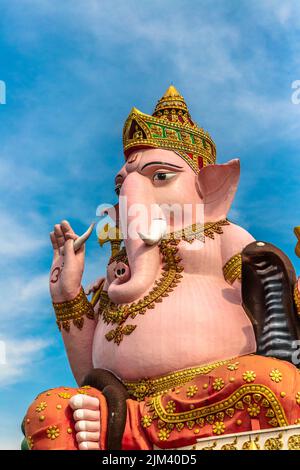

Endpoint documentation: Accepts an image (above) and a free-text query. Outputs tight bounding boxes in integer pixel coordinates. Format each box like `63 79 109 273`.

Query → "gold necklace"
100 219 229 345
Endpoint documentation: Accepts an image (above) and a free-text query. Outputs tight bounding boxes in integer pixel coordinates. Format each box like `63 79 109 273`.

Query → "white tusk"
138 219 167 246
73 222 95 252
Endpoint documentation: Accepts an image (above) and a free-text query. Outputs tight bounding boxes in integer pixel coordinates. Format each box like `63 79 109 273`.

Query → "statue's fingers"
63 232 78 258
76 431 100 443
73 409 100 421
69 394 100 411
75 420 100 432
78 441 100 450
50 232 59 260
61 219 76 236
54 223 66 249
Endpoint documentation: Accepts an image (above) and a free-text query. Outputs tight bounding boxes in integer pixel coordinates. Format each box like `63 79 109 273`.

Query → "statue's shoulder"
221 221 255 262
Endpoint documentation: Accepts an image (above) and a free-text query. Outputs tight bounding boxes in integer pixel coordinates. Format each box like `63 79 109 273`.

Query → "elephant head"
107 147 240 305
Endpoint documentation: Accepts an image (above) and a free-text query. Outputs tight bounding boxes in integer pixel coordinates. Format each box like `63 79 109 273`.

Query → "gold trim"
264 433 283 450
152 384 288 427
288 434 300 450
165 219 229 243
223 253 242 285
123 359 233 401
53 288 95 332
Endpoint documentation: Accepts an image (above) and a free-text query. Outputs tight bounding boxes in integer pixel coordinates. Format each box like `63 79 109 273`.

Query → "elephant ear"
196 159 240 221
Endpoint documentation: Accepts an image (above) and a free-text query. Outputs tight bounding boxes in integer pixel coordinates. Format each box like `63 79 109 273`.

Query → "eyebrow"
141 161 183 171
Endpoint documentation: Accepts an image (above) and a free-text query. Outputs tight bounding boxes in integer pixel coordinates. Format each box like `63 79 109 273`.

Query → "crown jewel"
123 85 216 173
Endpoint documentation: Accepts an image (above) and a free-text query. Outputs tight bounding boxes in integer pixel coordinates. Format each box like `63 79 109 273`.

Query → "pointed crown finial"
153 85 189 116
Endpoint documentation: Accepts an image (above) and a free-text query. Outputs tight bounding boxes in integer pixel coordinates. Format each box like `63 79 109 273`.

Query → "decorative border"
124 358 232 401
152 384 288 427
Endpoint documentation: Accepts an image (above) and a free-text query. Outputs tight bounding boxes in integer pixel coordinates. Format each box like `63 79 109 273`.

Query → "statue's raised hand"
49 220 85 303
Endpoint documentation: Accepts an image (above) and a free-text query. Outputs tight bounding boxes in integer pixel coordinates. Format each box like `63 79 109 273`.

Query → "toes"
75 420 100 432
69 394 100 411
78 441 100 450
76 431 100 443
73 409 100 422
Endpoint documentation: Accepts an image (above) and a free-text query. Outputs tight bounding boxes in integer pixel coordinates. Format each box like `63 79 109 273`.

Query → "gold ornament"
269 369 282 383
227 362 239 371
27 436 34 450
123 85 216 173
212 421 225 435
288 434 300 450
46 425 60 440
53 287 95 332
201 442 217 451
264 433 283 451
124 358 232 401
242 371 256 383
186 385 198 398
242 437 260 450
223 254 242 285
247 403 260 417
221 437 238 450
212 378 225 391
35 402 47 413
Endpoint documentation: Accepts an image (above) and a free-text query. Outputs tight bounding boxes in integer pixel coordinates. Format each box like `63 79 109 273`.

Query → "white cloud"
0 210 47 258
0 272 51 329
255 0 300 27
0 337 51 387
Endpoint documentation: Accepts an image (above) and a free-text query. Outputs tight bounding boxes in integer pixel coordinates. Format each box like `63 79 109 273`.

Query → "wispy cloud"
0 210 47 258
0 337 51 387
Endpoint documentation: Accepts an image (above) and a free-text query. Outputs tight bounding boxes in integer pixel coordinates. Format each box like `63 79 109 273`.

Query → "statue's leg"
23 385 108 450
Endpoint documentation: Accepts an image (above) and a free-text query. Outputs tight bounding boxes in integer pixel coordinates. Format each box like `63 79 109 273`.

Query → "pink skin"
93 149 256 380
49 148 258 448
114 262 131 283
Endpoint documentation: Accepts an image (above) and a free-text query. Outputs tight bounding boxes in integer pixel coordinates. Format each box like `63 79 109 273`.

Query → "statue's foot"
69 395 101 450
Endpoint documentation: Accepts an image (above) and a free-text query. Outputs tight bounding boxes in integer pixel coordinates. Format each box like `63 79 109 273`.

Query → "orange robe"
24 355 300 450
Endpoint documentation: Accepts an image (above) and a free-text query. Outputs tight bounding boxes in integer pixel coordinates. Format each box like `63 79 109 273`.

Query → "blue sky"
0 0 300 449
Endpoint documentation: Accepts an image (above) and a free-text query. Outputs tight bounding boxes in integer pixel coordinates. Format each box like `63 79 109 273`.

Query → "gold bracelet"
294 283 300 316
53 287 95 332
223 253 242 285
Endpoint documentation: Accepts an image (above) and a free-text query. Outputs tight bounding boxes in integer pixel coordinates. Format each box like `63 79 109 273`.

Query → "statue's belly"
92 275 256 381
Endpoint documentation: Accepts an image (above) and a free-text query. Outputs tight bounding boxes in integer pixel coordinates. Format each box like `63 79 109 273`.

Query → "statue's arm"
60 277 109 385
49 220 104 385
60 305 97 385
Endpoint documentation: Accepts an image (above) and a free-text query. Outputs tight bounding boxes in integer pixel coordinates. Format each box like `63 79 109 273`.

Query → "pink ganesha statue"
23 86 300 450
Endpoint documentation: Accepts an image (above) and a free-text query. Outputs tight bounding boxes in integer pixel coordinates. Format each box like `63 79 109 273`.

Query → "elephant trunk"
107 174 162 305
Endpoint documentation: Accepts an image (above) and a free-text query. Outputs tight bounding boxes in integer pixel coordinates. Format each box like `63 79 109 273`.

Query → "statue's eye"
115 184 122 196
153 172 177 182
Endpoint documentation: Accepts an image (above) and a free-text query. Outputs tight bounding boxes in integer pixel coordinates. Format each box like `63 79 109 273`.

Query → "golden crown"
123 85 216 173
